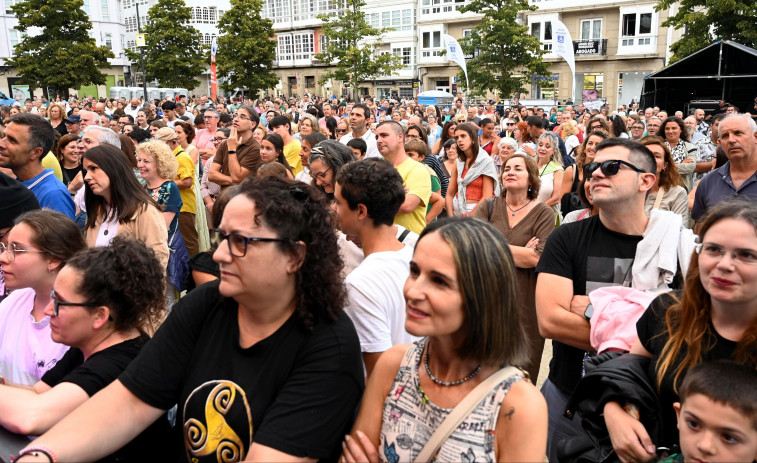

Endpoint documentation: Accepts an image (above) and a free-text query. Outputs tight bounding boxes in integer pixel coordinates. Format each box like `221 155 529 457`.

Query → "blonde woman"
561 120 581 157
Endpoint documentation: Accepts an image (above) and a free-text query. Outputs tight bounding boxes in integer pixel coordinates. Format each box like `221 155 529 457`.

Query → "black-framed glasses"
211 137 228 143
50 290 100 317
311 167 331 180
589 125 603 131
584 160 647 179
0 242 47 262
336 128 348 133
209 228 287 258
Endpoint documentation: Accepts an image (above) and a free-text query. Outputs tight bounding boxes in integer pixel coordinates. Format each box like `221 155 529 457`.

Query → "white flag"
551 20 575 101
444 34 469 89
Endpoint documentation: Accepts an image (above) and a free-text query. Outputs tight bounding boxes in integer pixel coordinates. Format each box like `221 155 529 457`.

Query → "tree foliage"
6 0 114 94
216 0 278 95
125 0 207 89
656 0 757 63
314 0 403 100
458 0 550 97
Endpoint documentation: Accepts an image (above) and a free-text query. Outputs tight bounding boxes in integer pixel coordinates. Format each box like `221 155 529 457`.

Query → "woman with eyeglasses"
3 236 172 461
15 176 364 463
0 210 86 386
600 199 757 463
308 140 356 197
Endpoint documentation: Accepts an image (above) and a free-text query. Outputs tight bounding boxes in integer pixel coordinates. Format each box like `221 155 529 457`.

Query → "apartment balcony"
573 39 607 57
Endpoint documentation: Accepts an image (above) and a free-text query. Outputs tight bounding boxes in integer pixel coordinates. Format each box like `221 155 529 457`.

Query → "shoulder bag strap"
653 186 665 209
414 366 521 463
398 228 411 243
486 197 495 221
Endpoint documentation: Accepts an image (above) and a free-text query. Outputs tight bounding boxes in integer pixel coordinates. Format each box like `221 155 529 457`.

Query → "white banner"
443 34 469 89
551 20 575 101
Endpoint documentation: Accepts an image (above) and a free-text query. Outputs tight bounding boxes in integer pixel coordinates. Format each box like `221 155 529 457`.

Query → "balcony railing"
573 39 607 56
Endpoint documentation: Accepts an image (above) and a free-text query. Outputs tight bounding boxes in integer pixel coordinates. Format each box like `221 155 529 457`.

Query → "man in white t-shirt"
339 103 380 158
334 157 418 377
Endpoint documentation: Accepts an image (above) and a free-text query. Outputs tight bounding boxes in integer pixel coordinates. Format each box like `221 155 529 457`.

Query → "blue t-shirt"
146 180 182 236
22 169 75 220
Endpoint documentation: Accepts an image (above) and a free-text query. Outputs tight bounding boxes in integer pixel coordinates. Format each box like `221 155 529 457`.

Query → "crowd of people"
0 90 757 463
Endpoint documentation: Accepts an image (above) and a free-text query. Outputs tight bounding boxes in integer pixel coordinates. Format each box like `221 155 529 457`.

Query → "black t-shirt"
119 281 365 463
536 215 642 394
41 335 172 462
637 292 737 446
61 165 82 188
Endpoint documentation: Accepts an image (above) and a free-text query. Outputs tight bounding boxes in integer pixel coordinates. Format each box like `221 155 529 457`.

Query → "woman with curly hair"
603 200 757 463
5 237 172 462
18 176 365 463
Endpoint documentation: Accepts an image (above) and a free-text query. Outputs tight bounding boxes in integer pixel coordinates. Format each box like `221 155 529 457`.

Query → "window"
126 39 137 53
392 47 412 66
399 87 413 99
278 35 293 61
104 33 112 50
9 30 26 55
294 33 314 60
400 9 412 31
368 13 379 28
305 76 315 89
421 31 442 57
531 21 552 51
101 0 109 20
382 11 390 27
266 0 288 24
125 16 138 32
621 12 653 46
116 0 121 20
5 0 18 12
580 19 602 40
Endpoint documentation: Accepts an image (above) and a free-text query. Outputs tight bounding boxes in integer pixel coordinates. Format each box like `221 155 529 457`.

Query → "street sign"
136 34 146 47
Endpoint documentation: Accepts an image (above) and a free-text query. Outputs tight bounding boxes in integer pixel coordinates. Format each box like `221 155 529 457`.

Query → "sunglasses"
584 160 647 179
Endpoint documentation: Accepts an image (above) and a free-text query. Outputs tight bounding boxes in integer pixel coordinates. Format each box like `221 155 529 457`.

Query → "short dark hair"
119 114 134 123
161 101 176 111
351 103 370 118
9 113 56 157
237 105 260 127
480 118 495 128
525 115 544 129
127 128 151 144
269 115 292 133
680 360 757 431
345 137 366 154
336 157 405 226
595 138 656 174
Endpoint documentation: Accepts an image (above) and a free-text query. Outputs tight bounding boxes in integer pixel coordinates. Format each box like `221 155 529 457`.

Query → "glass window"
422 32 430 48
544 21 552 41
622 14 636 36
382 11 390 27
593 19 601 38
639 13 652 34
104 33 112 50
531 22 540 38
580 19 602 40
101 0 109 20
432 31 441 47
392 10 400 27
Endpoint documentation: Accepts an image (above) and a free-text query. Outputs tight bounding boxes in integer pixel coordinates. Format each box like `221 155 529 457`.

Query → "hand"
681 158 694 164
341 431 379 463
227 127 241 152
524 237 539 249
68 171 84 193
569 295 591 317
204 197 215 211
604 402 657 463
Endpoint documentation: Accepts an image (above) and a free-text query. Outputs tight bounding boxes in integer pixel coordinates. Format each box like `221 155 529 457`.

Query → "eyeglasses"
0 242 47 262
336 128 348 134
234 114 251 121
311 167 332 180
583 160 647 179
406 134 419 140
632 126 645 130
212 137 228 143
50 290 100 317
696 243 757 265
209 228 287 258
589 125 603 131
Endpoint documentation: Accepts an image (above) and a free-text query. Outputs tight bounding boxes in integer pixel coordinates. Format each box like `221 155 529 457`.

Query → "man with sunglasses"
535 138 693 462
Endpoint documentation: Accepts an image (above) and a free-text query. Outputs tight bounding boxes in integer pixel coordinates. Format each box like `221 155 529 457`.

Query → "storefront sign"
370 80 418 86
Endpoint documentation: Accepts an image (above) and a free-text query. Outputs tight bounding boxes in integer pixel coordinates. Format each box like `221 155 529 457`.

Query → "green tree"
656 0 757 63
458 0 550 97
216 0 277 95
126 0 206 89
6 0 114 95
314 0 403 100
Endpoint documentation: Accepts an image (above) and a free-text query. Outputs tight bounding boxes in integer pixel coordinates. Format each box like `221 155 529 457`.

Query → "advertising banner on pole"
443 34 469 90
551 20 575 102
210 37 218 101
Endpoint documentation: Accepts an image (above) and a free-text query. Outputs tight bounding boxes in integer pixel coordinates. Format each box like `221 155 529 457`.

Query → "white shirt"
344 245 419 354
340 129 381 159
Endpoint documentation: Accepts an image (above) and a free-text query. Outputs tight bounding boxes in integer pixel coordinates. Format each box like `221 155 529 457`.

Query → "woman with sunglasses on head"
559 131 608 218
308 140 356 197
600 200 757 463
15 176 364 463
0 210 86 386
4 236 171 461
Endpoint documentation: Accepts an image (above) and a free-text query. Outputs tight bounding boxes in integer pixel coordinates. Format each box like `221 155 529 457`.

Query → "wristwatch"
227 150 237 154
584 303 594 322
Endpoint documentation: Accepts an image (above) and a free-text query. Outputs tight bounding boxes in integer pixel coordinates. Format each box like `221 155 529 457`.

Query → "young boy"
666 361 757 463
404 139 444 223
346 138 366 160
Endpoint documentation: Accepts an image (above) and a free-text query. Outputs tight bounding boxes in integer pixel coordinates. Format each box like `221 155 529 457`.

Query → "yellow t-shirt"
42 151 63 181
395 158 431 234
173 147 196 214
283 140 303 175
